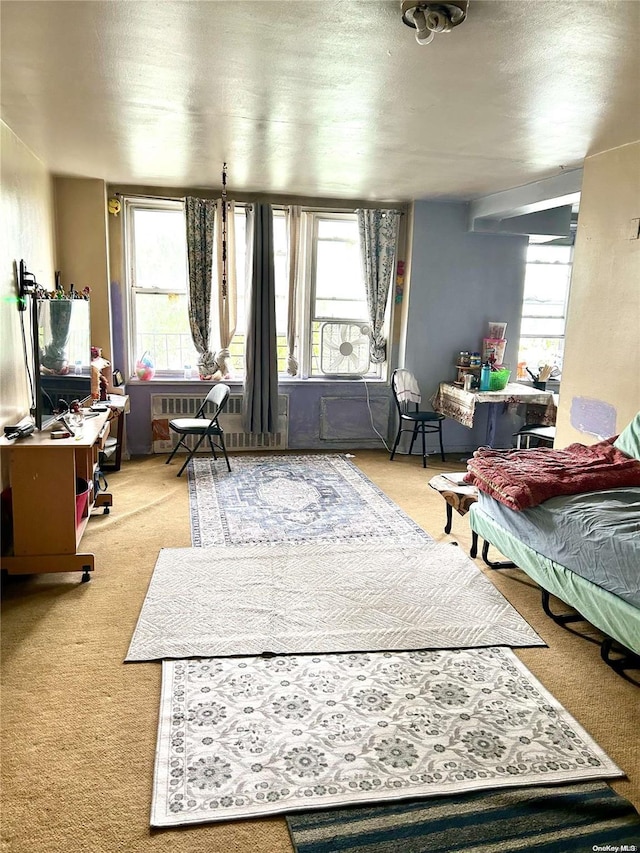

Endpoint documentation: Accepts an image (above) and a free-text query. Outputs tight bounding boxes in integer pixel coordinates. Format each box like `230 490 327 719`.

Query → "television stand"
1 409 113 581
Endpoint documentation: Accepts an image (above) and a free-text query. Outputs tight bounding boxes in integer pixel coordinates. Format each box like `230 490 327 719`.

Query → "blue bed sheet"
477 487 640 608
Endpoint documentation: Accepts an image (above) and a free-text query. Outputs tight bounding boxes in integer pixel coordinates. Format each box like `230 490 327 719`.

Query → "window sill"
126 375 387 384
516 378 561 390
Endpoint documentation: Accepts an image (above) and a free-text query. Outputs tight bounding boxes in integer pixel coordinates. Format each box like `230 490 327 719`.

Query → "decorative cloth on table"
431 382 555 429
524 398 558 426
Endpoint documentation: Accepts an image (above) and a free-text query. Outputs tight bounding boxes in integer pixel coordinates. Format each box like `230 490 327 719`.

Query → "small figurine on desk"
91 346 111 401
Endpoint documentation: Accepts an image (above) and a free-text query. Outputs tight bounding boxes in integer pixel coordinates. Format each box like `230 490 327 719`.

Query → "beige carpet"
1 451 639 853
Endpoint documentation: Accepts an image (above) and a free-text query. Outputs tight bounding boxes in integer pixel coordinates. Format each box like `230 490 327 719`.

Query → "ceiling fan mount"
401 1 468 45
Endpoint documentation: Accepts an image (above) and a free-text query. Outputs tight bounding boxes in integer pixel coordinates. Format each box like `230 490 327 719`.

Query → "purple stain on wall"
570 397 617 439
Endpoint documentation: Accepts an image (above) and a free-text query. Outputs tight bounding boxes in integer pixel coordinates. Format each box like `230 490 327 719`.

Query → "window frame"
124 196 192 377
123 198 393 382
300 210 385 380
518 242 573 376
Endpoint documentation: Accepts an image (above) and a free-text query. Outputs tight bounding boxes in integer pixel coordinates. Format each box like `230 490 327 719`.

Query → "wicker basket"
489 368 511 391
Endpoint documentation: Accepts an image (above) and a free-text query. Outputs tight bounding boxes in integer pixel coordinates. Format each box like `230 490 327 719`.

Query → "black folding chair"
165 383 231 477
390 368 445 468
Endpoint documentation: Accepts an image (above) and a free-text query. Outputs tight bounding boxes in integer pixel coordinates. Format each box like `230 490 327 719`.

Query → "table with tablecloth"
431 382 557 446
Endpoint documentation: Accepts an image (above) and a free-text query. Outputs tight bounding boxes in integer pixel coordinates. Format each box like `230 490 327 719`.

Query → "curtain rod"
113 192 405 213
114 192 186 202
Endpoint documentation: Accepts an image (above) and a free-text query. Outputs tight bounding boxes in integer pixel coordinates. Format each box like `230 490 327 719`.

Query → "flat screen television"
34 297 92 430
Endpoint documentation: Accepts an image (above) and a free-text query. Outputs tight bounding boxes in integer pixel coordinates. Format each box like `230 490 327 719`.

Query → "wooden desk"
431 382 556 447
0 410 113 581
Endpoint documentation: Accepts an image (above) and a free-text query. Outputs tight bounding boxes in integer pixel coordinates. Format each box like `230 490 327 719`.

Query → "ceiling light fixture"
401 1 468 45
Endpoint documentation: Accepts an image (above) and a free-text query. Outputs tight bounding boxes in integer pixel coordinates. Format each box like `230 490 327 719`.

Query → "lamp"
401 1 468 45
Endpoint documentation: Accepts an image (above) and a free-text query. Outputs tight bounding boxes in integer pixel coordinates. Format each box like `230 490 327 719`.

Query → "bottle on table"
480 362 492 391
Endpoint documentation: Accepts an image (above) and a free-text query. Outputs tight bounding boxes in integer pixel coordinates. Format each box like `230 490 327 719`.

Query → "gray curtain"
185 197 217 377
243 203 278 433
357 209 401 364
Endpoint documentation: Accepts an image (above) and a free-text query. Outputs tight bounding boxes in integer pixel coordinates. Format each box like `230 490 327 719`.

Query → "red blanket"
464 439 640 511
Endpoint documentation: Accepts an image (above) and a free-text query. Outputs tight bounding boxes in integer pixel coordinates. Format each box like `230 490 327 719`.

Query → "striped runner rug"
286 782 640 853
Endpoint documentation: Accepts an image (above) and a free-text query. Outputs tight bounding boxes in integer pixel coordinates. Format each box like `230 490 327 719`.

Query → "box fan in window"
319 322 371 378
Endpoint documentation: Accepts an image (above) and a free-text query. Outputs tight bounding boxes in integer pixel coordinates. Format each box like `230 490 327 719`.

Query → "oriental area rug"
286 781 640 853
126 542 543 661
188 454 431 547
150 647 622 827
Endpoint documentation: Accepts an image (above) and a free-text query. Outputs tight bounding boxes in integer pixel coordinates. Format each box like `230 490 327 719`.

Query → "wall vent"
151 393 288 454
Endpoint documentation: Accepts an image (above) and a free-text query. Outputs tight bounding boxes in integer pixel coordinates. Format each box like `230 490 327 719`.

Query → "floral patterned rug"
188 454 431 547
126 542 543 661
150 647 621 827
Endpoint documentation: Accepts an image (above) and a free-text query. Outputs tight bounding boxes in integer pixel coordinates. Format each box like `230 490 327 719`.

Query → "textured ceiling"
1 0 638 202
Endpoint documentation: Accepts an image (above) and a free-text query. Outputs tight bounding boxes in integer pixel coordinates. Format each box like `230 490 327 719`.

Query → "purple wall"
405 201 529 452
124 378 393 456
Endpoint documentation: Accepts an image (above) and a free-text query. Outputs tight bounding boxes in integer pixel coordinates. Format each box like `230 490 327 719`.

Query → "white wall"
54 177 112 361
556 142 640 445
0 122 55 486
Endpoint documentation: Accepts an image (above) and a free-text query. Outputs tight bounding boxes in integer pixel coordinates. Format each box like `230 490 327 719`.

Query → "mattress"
477 488 640 609
469 504 640 655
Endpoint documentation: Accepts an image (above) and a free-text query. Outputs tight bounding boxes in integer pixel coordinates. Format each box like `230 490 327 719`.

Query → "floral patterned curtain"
185 197 217 378
357 209 401 364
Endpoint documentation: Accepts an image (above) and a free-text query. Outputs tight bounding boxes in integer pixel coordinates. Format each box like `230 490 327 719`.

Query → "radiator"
151 393 289 453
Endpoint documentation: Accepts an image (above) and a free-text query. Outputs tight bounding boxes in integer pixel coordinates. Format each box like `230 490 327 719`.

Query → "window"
307 214 370 377
517 243 573 378
124 199 386 379
126 199 198 374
